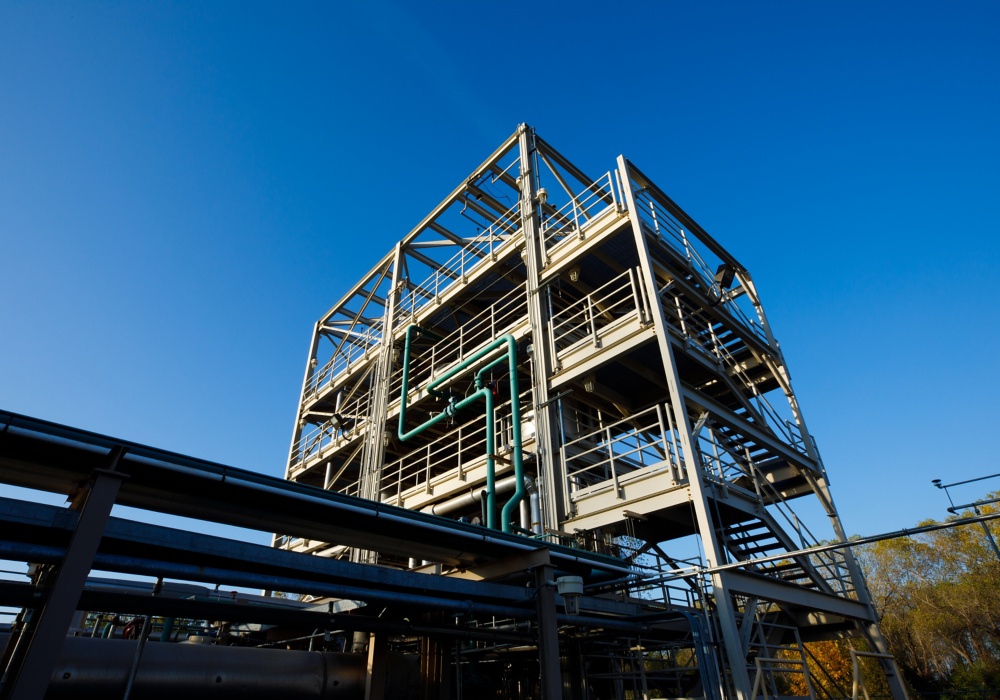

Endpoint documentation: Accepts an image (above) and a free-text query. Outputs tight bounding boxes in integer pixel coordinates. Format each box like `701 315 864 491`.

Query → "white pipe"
420 476 519 518
529 485 543 536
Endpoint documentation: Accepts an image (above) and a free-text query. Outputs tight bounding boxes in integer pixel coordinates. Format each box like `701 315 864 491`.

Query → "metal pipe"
123 577 162 700
0 632 391 700
527 478 543 536
0 543 647 637
0 541 533 621
421 476 517 517
141 462 629 572
398 330 526 532
0 411 635 576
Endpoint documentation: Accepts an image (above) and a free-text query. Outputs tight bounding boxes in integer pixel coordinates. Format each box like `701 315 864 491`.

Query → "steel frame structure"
282 124 908 700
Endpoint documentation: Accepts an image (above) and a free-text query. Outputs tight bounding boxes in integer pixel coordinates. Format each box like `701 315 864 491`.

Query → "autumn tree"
854 492 1000 696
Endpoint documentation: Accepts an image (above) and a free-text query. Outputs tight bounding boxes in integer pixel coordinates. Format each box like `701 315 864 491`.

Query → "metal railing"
744 458 854 596
302 321 383 409
563 403 686 503
662 287 809 456
615 543 708 610
398 201 521 320
540 171 619 254
378 397 524 506
633 188 767 343
382 417 485 504
289 386 374 473
550 268 646 362
690 424 853 596
387 284 528 406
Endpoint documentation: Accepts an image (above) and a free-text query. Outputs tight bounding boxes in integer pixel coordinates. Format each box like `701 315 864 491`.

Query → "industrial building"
0 124 906 699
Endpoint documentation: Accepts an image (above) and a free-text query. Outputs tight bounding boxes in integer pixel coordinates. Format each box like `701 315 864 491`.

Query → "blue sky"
1 1 998 543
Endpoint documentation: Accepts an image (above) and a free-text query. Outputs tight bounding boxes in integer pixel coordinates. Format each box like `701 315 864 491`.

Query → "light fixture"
556 576 584 616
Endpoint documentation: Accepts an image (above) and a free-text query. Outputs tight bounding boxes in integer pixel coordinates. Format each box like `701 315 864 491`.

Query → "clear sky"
1 1 998 543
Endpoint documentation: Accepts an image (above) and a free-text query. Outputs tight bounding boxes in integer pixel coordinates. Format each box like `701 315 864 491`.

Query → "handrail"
633 188 767 344
741 456 853 595
563 404 684 501
398 201 521 321
303 321 383 406
551 268 644 358
540 171 618 254
662 287 809 456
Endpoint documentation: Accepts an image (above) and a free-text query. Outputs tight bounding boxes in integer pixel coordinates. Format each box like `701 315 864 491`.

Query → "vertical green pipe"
160 617 174 642
496 335 526 534
397 328 525 532
482 387 496 527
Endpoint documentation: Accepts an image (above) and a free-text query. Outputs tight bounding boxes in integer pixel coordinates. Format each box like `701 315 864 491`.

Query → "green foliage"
854 492 1000 696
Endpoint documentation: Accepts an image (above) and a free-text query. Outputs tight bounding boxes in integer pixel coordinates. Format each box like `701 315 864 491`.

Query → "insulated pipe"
421 476 518 518
0 543 647 633
519 476 536 533
147 467 635 576
0 411 636 576
527 478 543 536
0 633 418 700
0 541 533 621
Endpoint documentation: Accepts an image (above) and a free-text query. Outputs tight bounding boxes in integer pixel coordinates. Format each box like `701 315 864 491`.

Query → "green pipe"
160 617 174 642
492 336 527 534
397 329 526 532
397 325 442 441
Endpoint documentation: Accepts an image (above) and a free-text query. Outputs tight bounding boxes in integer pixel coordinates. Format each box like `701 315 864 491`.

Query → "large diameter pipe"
421 476 518 517
0 634 422 700
0 541 532 621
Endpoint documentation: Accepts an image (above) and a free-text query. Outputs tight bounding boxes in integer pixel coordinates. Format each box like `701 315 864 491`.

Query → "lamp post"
932 475 1000 563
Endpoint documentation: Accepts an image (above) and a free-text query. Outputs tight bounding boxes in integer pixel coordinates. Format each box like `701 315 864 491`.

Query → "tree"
854 492 1000 696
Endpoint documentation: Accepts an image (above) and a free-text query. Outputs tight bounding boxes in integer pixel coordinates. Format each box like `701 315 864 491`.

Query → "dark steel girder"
0 496 532 607
0 410 630 577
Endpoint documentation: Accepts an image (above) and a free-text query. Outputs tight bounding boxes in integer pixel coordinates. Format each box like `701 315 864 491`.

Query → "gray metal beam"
618 155 753 700
721 570 873 622
534 563 561 700
6 447 125 700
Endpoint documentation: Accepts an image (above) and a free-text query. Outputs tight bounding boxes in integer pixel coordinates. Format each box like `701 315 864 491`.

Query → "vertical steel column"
285 320 322 481
533 563 562 700
617 156 752 700
517 124 564 532
270 320 322 556
5 446 126 700
358 246 403 504
364 632 389 700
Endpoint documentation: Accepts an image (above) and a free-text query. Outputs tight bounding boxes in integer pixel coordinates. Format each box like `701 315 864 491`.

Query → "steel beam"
618 155 753 700
0 410 630 576
6 447 125 700
534 563 561 700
